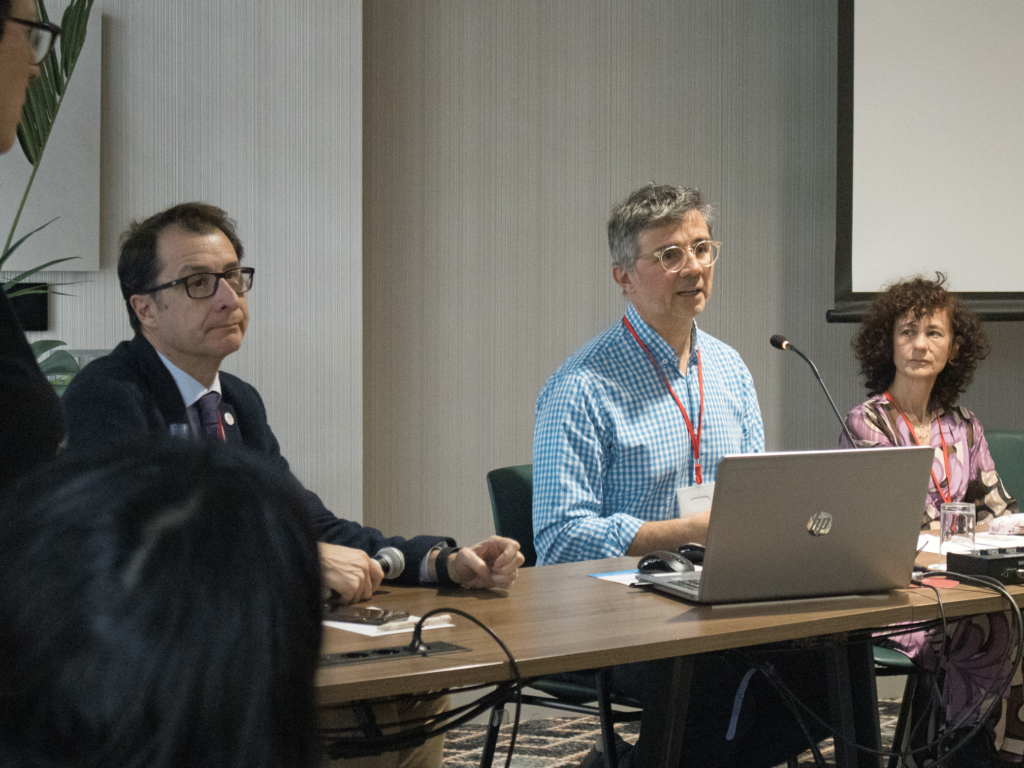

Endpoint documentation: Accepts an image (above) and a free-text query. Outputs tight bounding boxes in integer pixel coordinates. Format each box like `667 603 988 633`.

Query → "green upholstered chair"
873 646 919 768
482 464 640 768
986 430 1024 505
486 465 538 567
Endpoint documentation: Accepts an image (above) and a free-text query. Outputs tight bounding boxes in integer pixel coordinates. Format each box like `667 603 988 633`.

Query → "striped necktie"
196 391 224 442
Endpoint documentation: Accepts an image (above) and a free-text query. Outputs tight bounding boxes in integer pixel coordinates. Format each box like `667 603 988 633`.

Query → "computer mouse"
637 550 696 574
677 543 706 565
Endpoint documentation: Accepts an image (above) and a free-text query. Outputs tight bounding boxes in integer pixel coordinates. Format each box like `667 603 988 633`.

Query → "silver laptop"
637 446 933 604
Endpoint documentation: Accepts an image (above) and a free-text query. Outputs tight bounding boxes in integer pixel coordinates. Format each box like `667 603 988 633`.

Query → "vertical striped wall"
364 0 1024 546
16 0 364 520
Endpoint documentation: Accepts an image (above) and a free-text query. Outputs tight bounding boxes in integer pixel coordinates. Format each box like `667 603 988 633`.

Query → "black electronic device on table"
638 551 695 574
677 543 705 565
324 606 410 625
946 548 1024 585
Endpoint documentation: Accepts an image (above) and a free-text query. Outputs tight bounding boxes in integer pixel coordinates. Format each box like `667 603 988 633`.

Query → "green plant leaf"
3 257 79 292
36 285 76 296
30 339 66 357
60 0 94 78
6 283 51 294
37 349 80 376
0 216 59 268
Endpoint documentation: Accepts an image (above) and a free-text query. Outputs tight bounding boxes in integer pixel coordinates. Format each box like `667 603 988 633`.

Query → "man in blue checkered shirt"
533 184 764 566
532 185 828 768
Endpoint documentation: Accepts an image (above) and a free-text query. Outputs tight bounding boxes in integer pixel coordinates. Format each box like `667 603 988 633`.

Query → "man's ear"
129 294 159 329
612 265 634 296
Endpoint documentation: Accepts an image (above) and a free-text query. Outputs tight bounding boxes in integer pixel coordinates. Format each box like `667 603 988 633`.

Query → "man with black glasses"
63 202 522 607
63 201 522 767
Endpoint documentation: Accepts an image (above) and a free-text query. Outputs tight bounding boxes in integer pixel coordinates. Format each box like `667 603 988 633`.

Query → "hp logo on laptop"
807 511 833 537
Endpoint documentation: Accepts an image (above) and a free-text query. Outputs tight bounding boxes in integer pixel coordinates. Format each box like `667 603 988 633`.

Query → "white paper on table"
917 531 1022 556
589 570 640 585
323 613 454 637
589 567 703 586
975 532 1024 549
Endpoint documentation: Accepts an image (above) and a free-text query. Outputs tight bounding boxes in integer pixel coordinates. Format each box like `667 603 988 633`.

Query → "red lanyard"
623 316 705 484
884 391 952 504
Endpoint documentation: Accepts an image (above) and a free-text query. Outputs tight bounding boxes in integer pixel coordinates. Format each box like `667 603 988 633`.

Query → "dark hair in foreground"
118 202 245 333
0 0 10 38
852 272 989 411
0 442 323 768
607 184 714 271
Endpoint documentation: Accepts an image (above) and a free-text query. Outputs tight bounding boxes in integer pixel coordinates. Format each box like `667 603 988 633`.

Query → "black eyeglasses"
142 267 256 300
7 17 62 66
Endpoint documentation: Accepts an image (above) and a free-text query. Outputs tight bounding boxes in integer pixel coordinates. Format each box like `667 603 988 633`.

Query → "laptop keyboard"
663 573 700 584
659 573 701 598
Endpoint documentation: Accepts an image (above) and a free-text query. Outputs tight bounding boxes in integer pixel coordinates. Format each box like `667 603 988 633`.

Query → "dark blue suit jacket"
62 333 450 584
0 291 63 495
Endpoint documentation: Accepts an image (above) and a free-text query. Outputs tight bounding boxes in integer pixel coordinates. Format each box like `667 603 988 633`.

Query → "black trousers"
566 645 832 768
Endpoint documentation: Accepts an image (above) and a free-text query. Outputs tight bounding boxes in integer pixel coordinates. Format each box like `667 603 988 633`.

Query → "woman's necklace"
913 421 931 443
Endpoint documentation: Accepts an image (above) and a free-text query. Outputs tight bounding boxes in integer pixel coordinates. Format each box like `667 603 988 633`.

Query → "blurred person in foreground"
843 273 1021 764
0 0 64 494
0 442 324 768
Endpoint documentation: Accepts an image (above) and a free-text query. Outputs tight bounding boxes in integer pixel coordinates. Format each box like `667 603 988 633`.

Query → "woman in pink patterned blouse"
844 273 1021 764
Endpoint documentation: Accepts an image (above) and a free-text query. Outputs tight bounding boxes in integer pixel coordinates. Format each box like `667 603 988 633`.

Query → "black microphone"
373 547 405 579
770 334 858 447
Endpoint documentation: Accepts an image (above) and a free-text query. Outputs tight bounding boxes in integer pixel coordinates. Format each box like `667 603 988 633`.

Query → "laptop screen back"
643 446 933 604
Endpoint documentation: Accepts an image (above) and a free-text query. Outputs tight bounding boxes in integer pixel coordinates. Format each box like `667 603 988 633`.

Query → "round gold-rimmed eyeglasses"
639 240 721 273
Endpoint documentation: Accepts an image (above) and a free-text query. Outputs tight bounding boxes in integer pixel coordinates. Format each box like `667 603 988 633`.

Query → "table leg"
847 641 883 768
635 655 695 768
825 641 882 768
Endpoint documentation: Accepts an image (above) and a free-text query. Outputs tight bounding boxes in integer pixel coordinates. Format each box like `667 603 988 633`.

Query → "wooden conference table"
316 556 1023 768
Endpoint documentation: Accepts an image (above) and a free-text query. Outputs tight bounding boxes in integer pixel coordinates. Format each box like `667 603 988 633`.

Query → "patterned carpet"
441 699 903 767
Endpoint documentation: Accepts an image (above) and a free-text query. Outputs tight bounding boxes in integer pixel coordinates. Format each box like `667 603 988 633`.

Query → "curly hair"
852 273 989 411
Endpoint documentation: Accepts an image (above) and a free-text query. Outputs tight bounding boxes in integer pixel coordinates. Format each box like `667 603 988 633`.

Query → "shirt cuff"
421 544 444 582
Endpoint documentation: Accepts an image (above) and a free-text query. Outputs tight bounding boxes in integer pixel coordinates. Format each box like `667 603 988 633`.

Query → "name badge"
676 482 715 518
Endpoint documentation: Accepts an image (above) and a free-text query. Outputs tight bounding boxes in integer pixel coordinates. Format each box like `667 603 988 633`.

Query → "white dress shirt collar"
156 351 222 407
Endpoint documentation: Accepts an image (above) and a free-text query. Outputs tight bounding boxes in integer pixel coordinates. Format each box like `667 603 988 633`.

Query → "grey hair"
607 184 714 271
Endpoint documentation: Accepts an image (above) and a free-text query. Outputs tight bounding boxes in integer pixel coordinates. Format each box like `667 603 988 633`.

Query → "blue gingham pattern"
532 303 764 564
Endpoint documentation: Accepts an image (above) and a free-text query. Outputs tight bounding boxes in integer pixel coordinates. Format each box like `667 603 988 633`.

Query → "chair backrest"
986 430 1024 506
486 464 537 567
